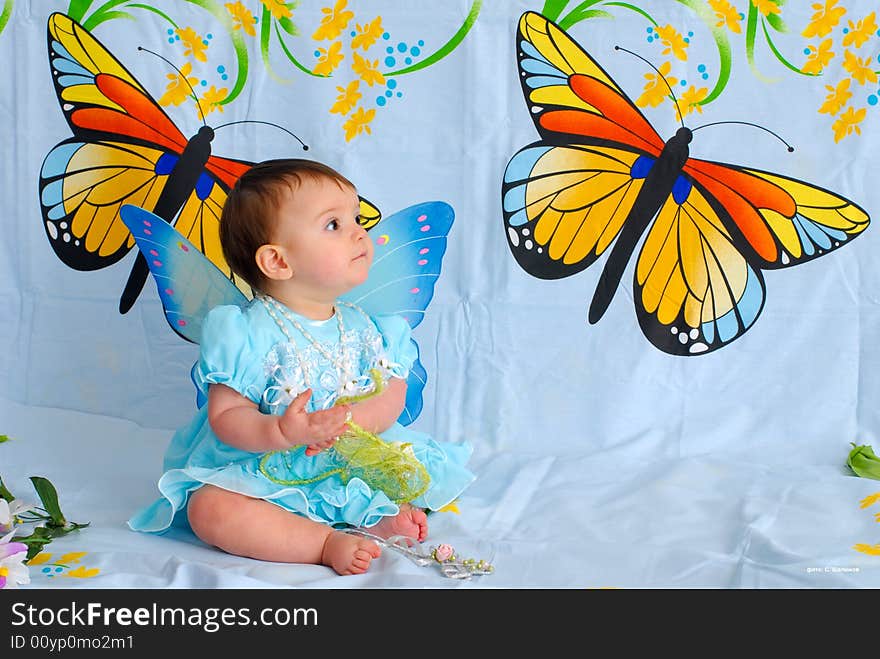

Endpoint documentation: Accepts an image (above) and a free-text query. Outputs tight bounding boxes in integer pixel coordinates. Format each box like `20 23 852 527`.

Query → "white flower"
0 498 35 534
0 530 30 589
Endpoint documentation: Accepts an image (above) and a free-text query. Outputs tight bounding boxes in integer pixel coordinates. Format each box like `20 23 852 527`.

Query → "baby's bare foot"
370 504 428 543
321 531 381 575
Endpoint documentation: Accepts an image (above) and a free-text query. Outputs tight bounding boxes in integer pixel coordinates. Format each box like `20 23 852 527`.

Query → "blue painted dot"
217 65 225 73
168 38 174 44
418 40 424 46
684 38 690 44
55 567 63 573
387 79 397 89
167 28 174 35
202 40 209 46
697 64 706 72
385 56 396 67
385 90 392 97
410 46 420 56
377 96 386 106
201 80 207 86
647 36 654 42
396 92 402 98
314 50 321 58
688 31 694 37
701 73 708 80
397 42 408 53
42 567 51 573
221 74 228 81
804 48 811 55
174 35 180 41
843 27 849 34
383 32 390 40
647 27 653 33
869 94 878 106
680 79 687 86
387 46 393 53
405 57 412 65
350 31 356 37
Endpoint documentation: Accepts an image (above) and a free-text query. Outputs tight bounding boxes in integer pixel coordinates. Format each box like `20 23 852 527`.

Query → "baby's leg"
188 485 381 575
369 503 428 543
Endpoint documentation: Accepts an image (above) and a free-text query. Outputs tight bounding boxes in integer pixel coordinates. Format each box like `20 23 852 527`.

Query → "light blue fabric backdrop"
2 0 880 587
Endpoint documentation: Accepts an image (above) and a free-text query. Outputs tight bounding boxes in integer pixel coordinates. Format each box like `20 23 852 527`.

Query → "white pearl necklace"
257 293 368 397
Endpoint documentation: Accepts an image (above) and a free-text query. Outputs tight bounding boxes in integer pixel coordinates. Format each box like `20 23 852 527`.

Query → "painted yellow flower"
342 106 375 141
802 0 846 39
842 49 879 85
853 543 880 556
330 79 361 115
843 12 878 49
59 552 87 564
227 1 257 37
437 500 460 514
176 27 208 63
159 61 198 107
352 17 384 51
801 38 834 74
261 0 292 21
64 565 100 578
818 78 852 115
831 105 866 142
313 0 354 41
636 61 678 108
27 553 52 566
752 0 780 17
675 85 708 122
352 52 386 87
709 0 742 34
313 41 344 76
859 492 880 509
655 25 688 61
198 85 228 120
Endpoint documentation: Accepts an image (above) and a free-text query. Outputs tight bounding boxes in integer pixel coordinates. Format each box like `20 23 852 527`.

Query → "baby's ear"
255 244 293 281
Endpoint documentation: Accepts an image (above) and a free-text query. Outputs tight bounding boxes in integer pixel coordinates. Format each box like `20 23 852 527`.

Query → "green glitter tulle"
258 370 431 504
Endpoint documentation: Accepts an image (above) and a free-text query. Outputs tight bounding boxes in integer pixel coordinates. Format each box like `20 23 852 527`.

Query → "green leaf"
0 434 10 443
279 16 299 37
0 476 15 502
766 12 787 33
29 477 66 527
847 443 880 480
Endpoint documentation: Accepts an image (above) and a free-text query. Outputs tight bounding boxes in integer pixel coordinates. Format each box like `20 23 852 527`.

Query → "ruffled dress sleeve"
193 305 267 404
372 313 418 378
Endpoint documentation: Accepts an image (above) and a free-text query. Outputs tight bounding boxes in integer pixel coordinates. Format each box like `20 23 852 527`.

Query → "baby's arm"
207 384 350 453
346 377 408 436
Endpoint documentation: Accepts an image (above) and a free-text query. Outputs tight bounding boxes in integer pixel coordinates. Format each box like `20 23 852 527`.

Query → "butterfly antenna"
691 121 795 152
137 46 207 127
614 45 684 128
213 120 309 151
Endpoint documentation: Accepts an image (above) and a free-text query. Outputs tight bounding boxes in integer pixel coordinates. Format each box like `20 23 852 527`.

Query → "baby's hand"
278 389 350 455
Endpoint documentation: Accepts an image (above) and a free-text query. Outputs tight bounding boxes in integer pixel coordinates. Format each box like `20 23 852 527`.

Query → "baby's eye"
325 219 340 231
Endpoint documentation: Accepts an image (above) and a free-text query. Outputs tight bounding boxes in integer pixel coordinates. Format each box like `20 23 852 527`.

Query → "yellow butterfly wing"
503 142 649 278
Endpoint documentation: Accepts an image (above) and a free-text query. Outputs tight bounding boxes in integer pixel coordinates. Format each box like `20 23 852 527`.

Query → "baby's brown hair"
219 158 355 290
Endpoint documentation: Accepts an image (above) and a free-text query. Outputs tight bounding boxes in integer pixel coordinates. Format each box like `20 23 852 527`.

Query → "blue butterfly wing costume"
122 203 474 533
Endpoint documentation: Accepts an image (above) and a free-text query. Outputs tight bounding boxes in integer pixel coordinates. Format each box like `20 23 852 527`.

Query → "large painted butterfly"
119 200 455 425
502 12 869 356
39 12 381 314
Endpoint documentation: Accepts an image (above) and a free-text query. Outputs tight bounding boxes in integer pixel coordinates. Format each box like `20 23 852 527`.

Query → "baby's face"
270 176 373 299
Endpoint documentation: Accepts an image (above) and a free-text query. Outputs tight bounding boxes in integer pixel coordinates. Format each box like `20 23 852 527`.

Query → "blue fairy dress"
128 298 474 533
